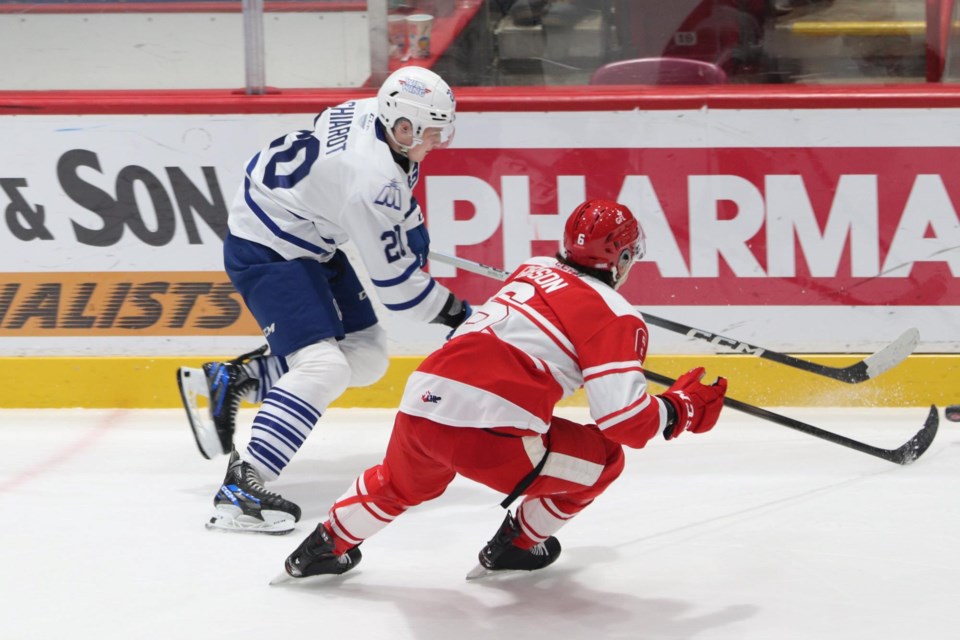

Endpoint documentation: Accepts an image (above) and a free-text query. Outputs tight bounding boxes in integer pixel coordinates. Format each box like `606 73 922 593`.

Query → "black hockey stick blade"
428 251 917 384
640 315 917 384
644 370 939 465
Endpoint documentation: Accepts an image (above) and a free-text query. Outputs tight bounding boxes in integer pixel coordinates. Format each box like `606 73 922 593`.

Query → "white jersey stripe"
356 474 394 522
400 371 550 432
583 360 645 381
402 257 666 450
522 434 547 467
497 295 578 362
540 497 574 520
596 393 653 430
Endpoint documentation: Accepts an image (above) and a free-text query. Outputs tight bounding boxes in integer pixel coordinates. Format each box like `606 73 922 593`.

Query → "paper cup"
407 14 434 59
388 15 406 59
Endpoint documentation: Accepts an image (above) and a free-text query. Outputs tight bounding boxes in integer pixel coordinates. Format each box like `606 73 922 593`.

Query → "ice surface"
1 406 957 640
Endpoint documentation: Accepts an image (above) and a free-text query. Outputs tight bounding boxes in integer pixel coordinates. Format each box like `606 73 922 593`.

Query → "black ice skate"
274 524 362 583
177 345 266 459
206 448 301 535
465 511 562 580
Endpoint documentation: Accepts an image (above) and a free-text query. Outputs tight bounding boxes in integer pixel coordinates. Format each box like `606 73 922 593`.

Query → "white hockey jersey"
227 97 451 322
399 257 670 449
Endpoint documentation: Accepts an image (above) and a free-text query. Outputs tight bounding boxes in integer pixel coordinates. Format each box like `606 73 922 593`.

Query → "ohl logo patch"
421 390 441 404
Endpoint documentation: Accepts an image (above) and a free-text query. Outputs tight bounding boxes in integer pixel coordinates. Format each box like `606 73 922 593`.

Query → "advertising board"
2 109 956 358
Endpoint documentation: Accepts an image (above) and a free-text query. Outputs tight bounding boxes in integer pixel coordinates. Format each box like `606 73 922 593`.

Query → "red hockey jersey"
399 257 669 449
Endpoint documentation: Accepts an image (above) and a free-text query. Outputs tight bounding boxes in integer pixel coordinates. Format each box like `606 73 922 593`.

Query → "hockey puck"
945 405 960 422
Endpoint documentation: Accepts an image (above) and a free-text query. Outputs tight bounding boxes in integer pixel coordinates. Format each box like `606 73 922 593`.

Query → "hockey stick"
429 251 918 383
644 370 939 465
428 250 938 464
641 316 918 385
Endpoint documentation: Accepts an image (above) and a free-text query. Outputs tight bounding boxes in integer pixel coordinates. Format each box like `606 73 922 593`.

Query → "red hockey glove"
659 367 728 440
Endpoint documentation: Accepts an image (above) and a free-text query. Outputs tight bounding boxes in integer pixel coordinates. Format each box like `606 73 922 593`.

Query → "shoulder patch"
374 179 403 212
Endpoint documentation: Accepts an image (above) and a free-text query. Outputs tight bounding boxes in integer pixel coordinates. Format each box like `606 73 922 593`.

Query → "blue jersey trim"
382 278 437 311
371 260 419 287
404 197 419 221
247 439 285 476
284 209 337 247
246 151 260 175
243 177 330 256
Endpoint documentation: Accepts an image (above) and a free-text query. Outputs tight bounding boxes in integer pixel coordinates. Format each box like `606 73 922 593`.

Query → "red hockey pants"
325 412 625 553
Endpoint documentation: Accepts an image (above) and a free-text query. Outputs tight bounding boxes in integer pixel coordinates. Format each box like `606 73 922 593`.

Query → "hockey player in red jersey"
279 198 728 580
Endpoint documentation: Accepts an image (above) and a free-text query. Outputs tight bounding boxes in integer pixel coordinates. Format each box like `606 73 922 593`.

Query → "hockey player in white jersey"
277 198 728 579
181 66 471 534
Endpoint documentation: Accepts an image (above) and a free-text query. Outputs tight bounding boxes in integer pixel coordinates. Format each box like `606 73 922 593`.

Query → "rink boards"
1 93 958 408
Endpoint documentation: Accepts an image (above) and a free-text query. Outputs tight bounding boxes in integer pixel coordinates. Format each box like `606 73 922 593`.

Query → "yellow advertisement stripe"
786 21 926 37
1 354 954 409
0 272 259 336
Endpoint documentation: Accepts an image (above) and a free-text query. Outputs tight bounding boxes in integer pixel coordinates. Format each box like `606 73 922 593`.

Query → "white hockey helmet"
377 66 456 152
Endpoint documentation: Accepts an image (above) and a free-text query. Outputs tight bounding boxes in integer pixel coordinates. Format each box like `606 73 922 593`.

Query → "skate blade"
206 507 296 535
269 570 296 586
177 367 223 460
466 563 499 581
268 569 348 587
466 563 543 581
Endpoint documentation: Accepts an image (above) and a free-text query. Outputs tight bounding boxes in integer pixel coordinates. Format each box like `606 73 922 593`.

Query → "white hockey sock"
242 341 350 480
240 354 288 403
326 468 406 548
515 497 576 544
245 387 321 480
338 324 388 388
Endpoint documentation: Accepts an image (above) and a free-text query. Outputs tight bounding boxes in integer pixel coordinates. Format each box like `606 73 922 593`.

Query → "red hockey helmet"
561 199 645 289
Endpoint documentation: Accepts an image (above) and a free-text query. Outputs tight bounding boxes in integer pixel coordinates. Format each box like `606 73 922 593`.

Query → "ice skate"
206 448 301 535
178 345 266 459
465 511 561 580
271 524 361 584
